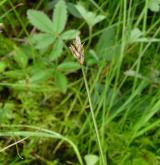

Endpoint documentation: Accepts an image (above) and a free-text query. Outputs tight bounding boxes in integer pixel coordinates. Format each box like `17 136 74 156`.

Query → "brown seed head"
69 35 84 64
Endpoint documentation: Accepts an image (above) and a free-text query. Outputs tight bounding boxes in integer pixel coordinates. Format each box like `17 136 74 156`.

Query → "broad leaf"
30 69 54 83
49 39 63 61
84 154 99 165
96 27 116 61
4 70 26 79
27 10 54 33
61 30 80 40
0 62 6 73
13 46 28 68
132 158 149 165
75 4 90 26
57 62 81 72
52 0 67 33
93 15 105 26
75 4 105 27
129 28 143 43
96 27 114 49
124 70 144 79
86 49 99 66
148 0 160 12
55 71 68 93
31 33 56 49
67 2 82 18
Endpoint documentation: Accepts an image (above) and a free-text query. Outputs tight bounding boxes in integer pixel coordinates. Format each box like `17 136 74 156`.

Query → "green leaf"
61 30 80 40
55 71 68 93
84 154 99 165
0 103 14 122
27 9 54 33
86 49 99 66
75 4 91 26
124 70 144 79
148 0 160 12
31 33 56 49
49 38 63 61
75 4 105 27
93 15 105 26
96 27 117 61
4 70 26 79
67 2 82 18
13 46 28 68
132 158 148 165
0 61 6 73
52 0 67 33
96 27 115 51
57 62 81 72
30 69 54 83
129 28 143 43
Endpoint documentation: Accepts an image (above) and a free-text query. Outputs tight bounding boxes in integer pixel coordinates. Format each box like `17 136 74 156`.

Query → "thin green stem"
86 26 93 50
81 65 106 165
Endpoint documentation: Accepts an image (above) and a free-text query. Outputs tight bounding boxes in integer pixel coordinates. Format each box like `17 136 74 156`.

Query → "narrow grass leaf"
134 99 160 132
27 10 54 33
0 125 83 165
52 0 67 33
136 119 160 138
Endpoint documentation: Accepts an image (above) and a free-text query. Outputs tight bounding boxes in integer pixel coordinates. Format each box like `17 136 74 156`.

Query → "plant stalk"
81 65 106 165
86 26 92 50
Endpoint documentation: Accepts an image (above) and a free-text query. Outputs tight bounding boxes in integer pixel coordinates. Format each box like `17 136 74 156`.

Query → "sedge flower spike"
69 35 84 64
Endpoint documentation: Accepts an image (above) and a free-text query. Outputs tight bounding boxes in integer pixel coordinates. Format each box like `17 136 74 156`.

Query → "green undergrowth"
0 0 160 165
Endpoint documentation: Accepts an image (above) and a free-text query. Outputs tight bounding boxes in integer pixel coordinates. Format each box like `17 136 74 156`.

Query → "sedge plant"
70 35 106 165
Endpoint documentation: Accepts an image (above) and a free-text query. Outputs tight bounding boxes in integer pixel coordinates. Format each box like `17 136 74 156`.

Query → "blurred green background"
0 0 160 164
